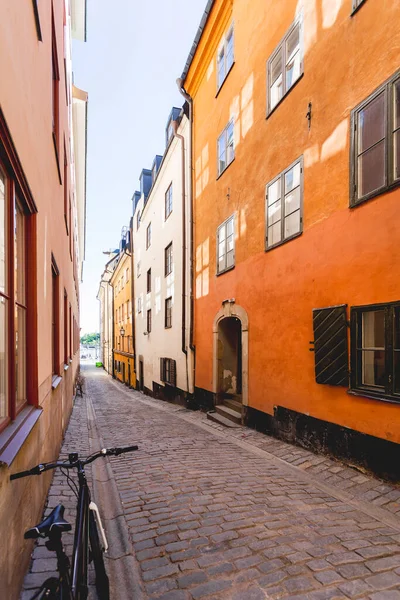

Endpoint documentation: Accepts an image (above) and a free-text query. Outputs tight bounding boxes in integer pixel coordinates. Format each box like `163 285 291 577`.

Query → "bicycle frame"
71 460 91 599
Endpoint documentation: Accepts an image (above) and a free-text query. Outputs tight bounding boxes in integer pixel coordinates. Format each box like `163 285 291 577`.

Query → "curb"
86 390 145 600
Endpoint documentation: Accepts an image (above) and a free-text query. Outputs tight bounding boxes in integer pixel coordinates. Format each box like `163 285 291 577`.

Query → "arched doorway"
213 302 249 418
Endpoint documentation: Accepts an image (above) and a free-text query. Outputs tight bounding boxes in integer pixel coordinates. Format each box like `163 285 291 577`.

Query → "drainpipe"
176 79 195 394
172 119 190 395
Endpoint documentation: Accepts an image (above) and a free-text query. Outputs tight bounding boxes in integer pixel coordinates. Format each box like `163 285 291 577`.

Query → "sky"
72 0 207 335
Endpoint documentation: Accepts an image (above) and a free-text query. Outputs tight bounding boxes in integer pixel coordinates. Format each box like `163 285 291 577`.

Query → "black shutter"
170 360 176 387
160 357 164 382
312 304 349 386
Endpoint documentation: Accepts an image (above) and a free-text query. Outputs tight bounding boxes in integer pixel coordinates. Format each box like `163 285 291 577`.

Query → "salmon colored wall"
0 1 81 597
112 251 136 387
186 0 400 442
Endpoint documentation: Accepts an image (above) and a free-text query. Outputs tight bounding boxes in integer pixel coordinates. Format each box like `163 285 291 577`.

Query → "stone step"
206 411 241 428
221 397 242 413
215 404 242 425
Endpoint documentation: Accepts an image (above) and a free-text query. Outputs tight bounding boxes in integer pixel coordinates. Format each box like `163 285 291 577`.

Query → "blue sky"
73 0 206 334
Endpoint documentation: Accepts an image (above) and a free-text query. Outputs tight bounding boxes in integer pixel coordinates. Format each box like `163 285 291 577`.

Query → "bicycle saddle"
24 504 72 539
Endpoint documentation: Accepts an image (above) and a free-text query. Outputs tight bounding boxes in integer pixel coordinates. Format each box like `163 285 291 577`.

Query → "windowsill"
0 406 43 466
64 363 69 371
265 230 303 252
52 375 62 390
69 358 73 364
215 62 235 99
266 73 304 120
348 389 400 405
217 157 235 181
351 0 368 16
165 325 172 329
350 179 400 208
217 264 235 277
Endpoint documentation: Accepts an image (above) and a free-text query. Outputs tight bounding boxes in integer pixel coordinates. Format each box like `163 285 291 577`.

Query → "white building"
97 251 119 375
132 106 194 401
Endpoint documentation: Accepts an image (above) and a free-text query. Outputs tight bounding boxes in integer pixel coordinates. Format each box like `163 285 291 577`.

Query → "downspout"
172 119 189 395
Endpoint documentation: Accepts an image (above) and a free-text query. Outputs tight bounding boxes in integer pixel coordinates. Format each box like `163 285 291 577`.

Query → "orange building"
110 228 136 387
0 1 87 597
179 0 400 475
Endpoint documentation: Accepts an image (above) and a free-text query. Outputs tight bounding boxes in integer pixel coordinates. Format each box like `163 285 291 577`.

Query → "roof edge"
179 0 216 85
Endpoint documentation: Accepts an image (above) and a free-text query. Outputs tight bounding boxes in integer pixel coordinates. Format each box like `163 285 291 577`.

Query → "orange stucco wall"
187 0 400 443
111 251 136 387
0 1 81 597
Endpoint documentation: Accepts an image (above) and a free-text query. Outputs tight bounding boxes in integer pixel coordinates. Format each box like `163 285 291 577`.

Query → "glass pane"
362 350 385 387
267 179 281 207
0 296 8 424
270 49 282 84
227 235 234 252
226 31 234 70
286 50 300 90
358 92 385 153
15 305 27 410
285 162 301 194
267 222 281 247
270 74 282 110
15 200 25 305
218 255 225 272
286 24 300 61
284 210 301 238
218 224 226 243
218 239 226 258
394 79 400 129
0 169 5 294
395 308 400 349
268 200 281 225
226 250 234 268
362 310 385 349
284 186 301 215
358 140 385 198
226 217 234 236
394 353 400 394
270 49 283 109
394 130 400 181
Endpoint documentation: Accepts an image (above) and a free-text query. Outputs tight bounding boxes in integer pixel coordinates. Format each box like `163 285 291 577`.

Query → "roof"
179 0 216 85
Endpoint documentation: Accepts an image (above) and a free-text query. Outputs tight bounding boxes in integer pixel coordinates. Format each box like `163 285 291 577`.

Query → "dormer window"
217 26 234 90
165 108 181 147
167 121 174 145
136 209 141 230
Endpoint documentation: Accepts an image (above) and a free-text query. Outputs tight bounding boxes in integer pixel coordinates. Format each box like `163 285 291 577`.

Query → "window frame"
165 243 173 277
165 297 172 329
351 0 368 15
136 209 141 230
216 215 235 276
165 183 173 220
350 301 400 404
51 256 60 379
265 156 304 251
146 222 151 249
350 70 400 207
137 295 142 314
217 119 235 178
267 14 304 117
216 24 235 92
147 309 152 334
147 268 151 294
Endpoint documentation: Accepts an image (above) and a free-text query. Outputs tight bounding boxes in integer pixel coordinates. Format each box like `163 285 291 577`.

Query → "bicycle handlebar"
10 446 139 481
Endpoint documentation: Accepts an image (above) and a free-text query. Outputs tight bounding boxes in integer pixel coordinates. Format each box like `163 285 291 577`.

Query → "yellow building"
110 231 136 387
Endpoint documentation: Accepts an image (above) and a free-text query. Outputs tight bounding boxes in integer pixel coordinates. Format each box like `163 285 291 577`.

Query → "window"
217 25 234 89
350 302 400 403
166 120 174 145
165 243 173 276
147 309 152 333
165 184 173 220
160 357 176 386
351 71 400 206
265 157 303 250
352 0 367 13
121 275 124 289
146 223 151 249
127 300 131 320
137 296 142 314
126 267 130 282
217 120 235 176
52 14 60 158
63 143 68 233
52 257 60 377
136 209 141 230
122 303 125 323
267 16 303 114
147 268 151 293
32 0 42 41
137 261 141 278
165 297 172 328
217 216 235 275
64 290 68 365
69 303 72 360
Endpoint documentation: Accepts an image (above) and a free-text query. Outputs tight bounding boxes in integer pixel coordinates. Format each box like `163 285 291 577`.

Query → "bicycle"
11 445 138 599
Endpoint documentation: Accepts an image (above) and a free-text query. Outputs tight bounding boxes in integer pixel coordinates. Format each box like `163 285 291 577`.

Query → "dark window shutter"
312 304 349 386
170 360 176 387
160 357 164 382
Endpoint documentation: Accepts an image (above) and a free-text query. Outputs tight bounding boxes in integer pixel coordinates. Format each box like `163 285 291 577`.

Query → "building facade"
0 0 87 597
180 0 400 474
111 230 136 387
97 251 118 375
132 108 194 401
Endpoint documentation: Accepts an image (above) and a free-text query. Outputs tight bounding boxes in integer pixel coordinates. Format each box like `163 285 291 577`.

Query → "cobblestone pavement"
82 365 400 600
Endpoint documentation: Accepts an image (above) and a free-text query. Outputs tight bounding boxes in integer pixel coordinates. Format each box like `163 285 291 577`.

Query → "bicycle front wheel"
89 510 110 600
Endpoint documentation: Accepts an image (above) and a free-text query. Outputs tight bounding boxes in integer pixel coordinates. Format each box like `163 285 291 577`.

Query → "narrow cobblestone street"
23 365 400 599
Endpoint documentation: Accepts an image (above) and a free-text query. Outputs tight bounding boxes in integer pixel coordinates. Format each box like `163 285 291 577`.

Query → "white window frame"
265 156 303 251
267 14 303 115
137 296 142 314
165 183 173 220
217 25 234 90
217 215 235 275
217 119 235 177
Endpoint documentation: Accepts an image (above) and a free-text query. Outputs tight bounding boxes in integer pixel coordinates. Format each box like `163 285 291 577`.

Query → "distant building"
0 0 87 596
97 250 119 374
132 107 194 402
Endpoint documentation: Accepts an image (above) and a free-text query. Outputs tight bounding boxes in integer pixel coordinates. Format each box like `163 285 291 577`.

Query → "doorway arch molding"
212 301 249 407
